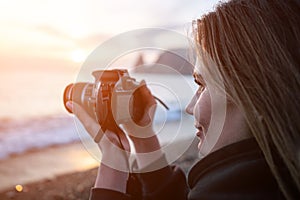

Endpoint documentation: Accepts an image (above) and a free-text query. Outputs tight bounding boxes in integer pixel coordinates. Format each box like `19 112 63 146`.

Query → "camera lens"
63 82 96 119
63 83 74 113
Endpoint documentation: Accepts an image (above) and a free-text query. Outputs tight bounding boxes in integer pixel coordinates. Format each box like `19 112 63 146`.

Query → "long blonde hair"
193 0 300 199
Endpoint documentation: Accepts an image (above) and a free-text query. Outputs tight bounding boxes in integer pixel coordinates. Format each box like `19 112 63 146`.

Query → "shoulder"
188 138 284 200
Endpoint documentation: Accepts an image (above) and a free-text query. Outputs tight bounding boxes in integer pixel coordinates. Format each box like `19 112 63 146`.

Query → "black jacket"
90 138 296 199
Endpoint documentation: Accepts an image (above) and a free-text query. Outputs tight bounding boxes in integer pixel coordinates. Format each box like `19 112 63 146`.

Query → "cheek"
194 89 211 130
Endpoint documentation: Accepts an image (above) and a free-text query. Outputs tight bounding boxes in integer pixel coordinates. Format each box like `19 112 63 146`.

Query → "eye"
193 73 206 95
194 78 205 88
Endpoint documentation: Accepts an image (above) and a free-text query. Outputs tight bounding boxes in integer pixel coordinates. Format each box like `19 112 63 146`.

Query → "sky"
0 0 223 119
0 0 221 69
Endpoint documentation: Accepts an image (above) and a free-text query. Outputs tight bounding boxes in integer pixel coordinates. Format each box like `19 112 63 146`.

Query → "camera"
63 69 144 127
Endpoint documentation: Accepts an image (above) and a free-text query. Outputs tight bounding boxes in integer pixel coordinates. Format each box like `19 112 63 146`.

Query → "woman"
66 0 300 199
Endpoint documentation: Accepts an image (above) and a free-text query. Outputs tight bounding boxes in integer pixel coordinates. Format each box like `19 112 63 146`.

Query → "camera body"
63 69 142 127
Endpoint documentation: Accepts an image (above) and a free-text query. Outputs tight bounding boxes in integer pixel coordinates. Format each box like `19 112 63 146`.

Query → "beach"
0 105 199 200
0 142 99 200
0 139 199 200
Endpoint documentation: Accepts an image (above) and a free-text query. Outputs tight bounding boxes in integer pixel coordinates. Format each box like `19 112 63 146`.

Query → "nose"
185 95 196 115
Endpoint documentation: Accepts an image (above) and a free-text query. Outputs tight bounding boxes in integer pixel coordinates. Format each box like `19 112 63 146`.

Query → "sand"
0 139 199 200
0 142 99 193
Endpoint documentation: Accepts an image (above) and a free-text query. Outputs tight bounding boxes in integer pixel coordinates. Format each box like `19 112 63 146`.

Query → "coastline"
0 139 199 200
0 142 99 193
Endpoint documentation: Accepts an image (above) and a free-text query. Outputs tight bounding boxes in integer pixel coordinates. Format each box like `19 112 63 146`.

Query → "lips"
195 124 205 149
196 131 204 139
196 130 205 142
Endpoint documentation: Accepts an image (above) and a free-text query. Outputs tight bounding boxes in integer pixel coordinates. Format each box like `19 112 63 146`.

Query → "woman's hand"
121 83 157 137
66 101 130 193
66 101 130 151
121 84 160 150
120 84 164 171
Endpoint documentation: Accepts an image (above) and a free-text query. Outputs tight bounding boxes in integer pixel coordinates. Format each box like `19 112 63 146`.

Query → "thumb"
67 101 101 140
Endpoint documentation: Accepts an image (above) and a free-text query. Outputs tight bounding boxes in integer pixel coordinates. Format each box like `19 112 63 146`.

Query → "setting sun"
71 49 87 63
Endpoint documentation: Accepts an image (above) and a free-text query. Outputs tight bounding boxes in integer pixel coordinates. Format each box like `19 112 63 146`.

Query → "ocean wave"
0 114 79 160
0 109 183 160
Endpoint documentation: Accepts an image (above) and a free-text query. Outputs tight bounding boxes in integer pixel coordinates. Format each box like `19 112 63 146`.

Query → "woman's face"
186 71 250 155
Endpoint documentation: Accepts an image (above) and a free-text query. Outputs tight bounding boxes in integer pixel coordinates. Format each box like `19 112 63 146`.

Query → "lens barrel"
63 83 74 113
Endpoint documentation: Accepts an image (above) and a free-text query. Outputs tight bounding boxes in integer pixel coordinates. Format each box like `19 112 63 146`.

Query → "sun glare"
15 184 23 192
71 49 86 63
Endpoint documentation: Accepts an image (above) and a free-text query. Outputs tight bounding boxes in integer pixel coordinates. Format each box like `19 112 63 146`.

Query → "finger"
139 83 156 102
67 101 101 139
99 132 130 172
139 85 157 109
102 129 130 152
131 85 156 124
140 103 157 126
117 130 131 152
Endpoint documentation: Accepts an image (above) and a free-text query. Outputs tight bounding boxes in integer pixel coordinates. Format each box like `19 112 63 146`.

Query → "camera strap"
153 96 169 110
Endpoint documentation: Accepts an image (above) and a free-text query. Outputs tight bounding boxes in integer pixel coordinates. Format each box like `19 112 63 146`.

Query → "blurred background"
0 0 221 192
0 0 220 159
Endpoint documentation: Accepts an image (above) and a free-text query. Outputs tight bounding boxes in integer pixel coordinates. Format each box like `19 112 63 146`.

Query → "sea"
0 66 197 160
